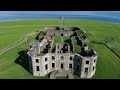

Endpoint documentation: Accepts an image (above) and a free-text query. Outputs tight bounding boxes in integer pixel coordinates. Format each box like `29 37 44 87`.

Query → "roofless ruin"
27 17 98 79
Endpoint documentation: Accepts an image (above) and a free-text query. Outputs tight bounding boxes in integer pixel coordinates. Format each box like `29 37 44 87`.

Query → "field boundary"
91 40 120 59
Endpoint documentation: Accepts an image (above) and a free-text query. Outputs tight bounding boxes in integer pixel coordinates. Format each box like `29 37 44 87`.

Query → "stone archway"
49 70 74 79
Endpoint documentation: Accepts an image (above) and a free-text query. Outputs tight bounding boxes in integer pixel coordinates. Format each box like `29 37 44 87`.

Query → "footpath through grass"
0 19 120 79
0 32 48 79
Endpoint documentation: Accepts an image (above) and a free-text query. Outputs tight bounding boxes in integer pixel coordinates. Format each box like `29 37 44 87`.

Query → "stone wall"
29 49 98 78
27 26 98 78
31 53 75 76
80 55 98 78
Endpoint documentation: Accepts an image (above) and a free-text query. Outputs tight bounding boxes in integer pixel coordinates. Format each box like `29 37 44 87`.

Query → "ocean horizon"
0 11 120 23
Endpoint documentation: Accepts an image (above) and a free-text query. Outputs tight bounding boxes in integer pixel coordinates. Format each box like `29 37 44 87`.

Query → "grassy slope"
0 19 120 79
0 32 48 79
0 19 120 52
0 26 45 52
0 19 59 52
92 44 120 79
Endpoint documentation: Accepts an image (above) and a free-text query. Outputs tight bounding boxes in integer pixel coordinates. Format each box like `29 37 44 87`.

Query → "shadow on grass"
14 49 30 73
64 39 73 52
76 36 82 47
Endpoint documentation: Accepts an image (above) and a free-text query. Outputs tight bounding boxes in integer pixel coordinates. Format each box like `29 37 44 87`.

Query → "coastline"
0 16 120 24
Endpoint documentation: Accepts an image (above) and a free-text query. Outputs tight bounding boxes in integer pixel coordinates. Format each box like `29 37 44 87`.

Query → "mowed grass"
0 19 60 52
0 19 120 79
91 44 120 79
0 19 120 52
71 37 81 53
0 32 48 79
52 36 61 48
63 36 70 41
0 26 45 52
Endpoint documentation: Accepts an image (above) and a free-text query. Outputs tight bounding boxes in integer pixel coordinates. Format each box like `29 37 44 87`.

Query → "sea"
0 11 120 23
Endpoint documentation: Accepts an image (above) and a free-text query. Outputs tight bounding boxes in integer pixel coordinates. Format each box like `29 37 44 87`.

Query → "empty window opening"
85 68 88 73
93 66 95 71
77 65 79 71
57 46 59 49
36 59 39 63
61 63 64 69
52 63 55 68
61 56 64 60
45 64 48 70
70 57 72 60
77 59 80 63
69 64 72 68
86 61 89 64
94 59 96 62
36 66 39 71
52 56 55 60
61 33 63 36
45 57 47 61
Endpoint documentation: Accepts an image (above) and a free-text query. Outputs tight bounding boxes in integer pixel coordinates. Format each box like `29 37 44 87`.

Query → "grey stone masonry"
27 17 98 79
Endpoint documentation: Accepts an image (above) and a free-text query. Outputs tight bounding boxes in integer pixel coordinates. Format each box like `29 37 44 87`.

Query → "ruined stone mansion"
27 17 98 79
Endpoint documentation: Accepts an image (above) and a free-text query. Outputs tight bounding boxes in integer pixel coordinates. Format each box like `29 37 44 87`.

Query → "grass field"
52 36 61 48
0 32 48 79
92 44 120 79
71 36 81 53
0 19 120 79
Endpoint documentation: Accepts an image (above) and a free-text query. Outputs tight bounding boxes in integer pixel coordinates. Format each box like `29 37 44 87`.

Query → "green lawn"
0 26 45 52
52 36 61 48
0 19 120 79
0 32 48 79
71 36 81 53
1 19 120 53
92 44 120 79
63 36 70 42
0 19 60 52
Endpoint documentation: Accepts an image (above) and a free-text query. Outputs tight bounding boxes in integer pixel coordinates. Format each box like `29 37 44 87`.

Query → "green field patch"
63 36 70 42
0 26 45 52
71 37 81 53
0 32 48 79
91 44 120 79
0 19 120 79
52 36 61 48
